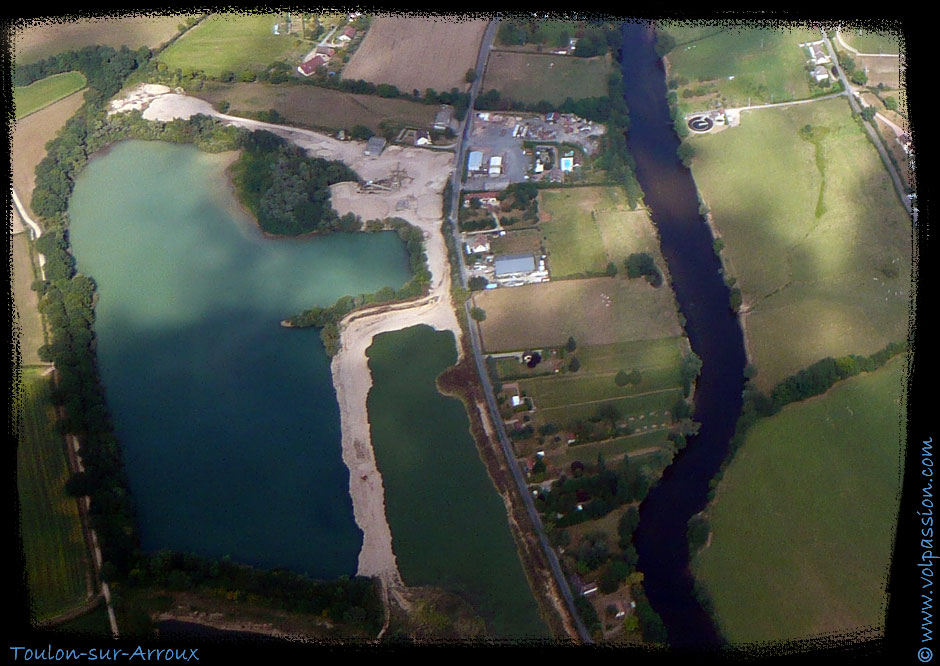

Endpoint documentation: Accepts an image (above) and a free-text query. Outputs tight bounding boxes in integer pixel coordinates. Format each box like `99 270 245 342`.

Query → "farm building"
468 151 484 173
434 105 455 131
809 43 830 65
489 155 503 176
297 55 326 77
315 45 336 59
364 136 387 156
813 65 829 83
338 26 357 42
494 253 536 278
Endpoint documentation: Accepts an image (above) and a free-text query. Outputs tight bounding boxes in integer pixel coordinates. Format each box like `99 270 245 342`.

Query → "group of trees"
536 454 653 529
229 129 361 236
15 44 151 101
496 21 622 58
131 551 383 636
624 252 663 287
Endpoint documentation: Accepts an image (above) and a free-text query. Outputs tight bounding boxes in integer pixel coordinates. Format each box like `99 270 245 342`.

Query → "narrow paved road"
821 30 913 219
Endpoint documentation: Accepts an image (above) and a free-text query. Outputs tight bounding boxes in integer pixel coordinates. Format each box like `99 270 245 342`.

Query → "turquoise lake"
67 140 411 578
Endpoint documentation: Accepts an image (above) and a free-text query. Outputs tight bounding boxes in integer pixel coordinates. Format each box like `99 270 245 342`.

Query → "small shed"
364 136 387 156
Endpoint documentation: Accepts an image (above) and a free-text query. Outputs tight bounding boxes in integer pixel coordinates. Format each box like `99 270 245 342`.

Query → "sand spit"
108 87 463 591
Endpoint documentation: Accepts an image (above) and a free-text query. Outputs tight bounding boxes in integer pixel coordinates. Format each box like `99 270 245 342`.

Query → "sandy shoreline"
112 84 464 595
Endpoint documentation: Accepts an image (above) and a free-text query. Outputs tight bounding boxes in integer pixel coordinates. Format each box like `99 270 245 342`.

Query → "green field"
540 187 666 278
16 368 92 622
839 28 900 55
482 51 611 105
475 277 683 353
496 337 687 470
196 81 439 134
689 97 911 391
665 25 822 107
693 356 906 643
14 72 87 120
12 234 46 366
155 13 309 76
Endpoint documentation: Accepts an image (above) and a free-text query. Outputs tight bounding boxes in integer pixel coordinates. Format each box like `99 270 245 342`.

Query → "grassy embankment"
16 368 93 623
693 355 905 643
687 97 911 392
13 72 87 119
481 50 611 105
661 23 826 112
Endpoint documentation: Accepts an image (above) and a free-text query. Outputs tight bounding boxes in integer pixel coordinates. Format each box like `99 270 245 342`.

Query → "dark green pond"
366 325 547 639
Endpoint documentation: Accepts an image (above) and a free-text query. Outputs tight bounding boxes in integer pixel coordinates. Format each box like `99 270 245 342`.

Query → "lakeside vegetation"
693 355 905 643
229 129 360 235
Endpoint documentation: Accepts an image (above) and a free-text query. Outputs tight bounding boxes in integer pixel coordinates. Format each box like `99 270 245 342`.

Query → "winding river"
619 22 748 648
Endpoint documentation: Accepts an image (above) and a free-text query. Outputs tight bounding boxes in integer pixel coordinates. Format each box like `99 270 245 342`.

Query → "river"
67 140 412 579
619 22 748 648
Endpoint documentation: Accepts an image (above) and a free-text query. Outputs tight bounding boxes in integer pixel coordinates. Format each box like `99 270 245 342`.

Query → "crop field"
196 81 439 133
858 54 902 90
689 97 911 391
13 15 187 64
343 17 488 93
482 51 611 105
156 13 308 77
693 355 906 643
16 368 91 622
12 233 45 367
665 25 822 107
14 71 86 120
474 277 683 353
539 187 665 278
839 28 901 55
12 90 86 218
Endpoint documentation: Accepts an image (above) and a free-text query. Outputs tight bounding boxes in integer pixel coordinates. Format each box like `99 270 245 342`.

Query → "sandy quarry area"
110 85 463 591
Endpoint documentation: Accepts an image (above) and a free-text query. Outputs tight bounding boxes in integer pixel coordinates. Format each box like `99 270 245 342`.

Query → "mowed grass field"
12 233 45 367
14 72 86 120
539 187 666 278
156 12 308 76
689 97 911 391
693 355 906 643
665 25 822 107
13 15 186 64
343 17 488 93
482 51 610 105
16 368 91 622
474 277 683 353
12 90 86 219
196 81 439 133
839 28 901 55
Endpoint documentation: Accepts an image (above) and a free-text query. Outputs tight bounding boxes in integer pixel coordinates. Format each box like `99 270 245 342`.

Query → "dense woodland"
230 129 361 235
